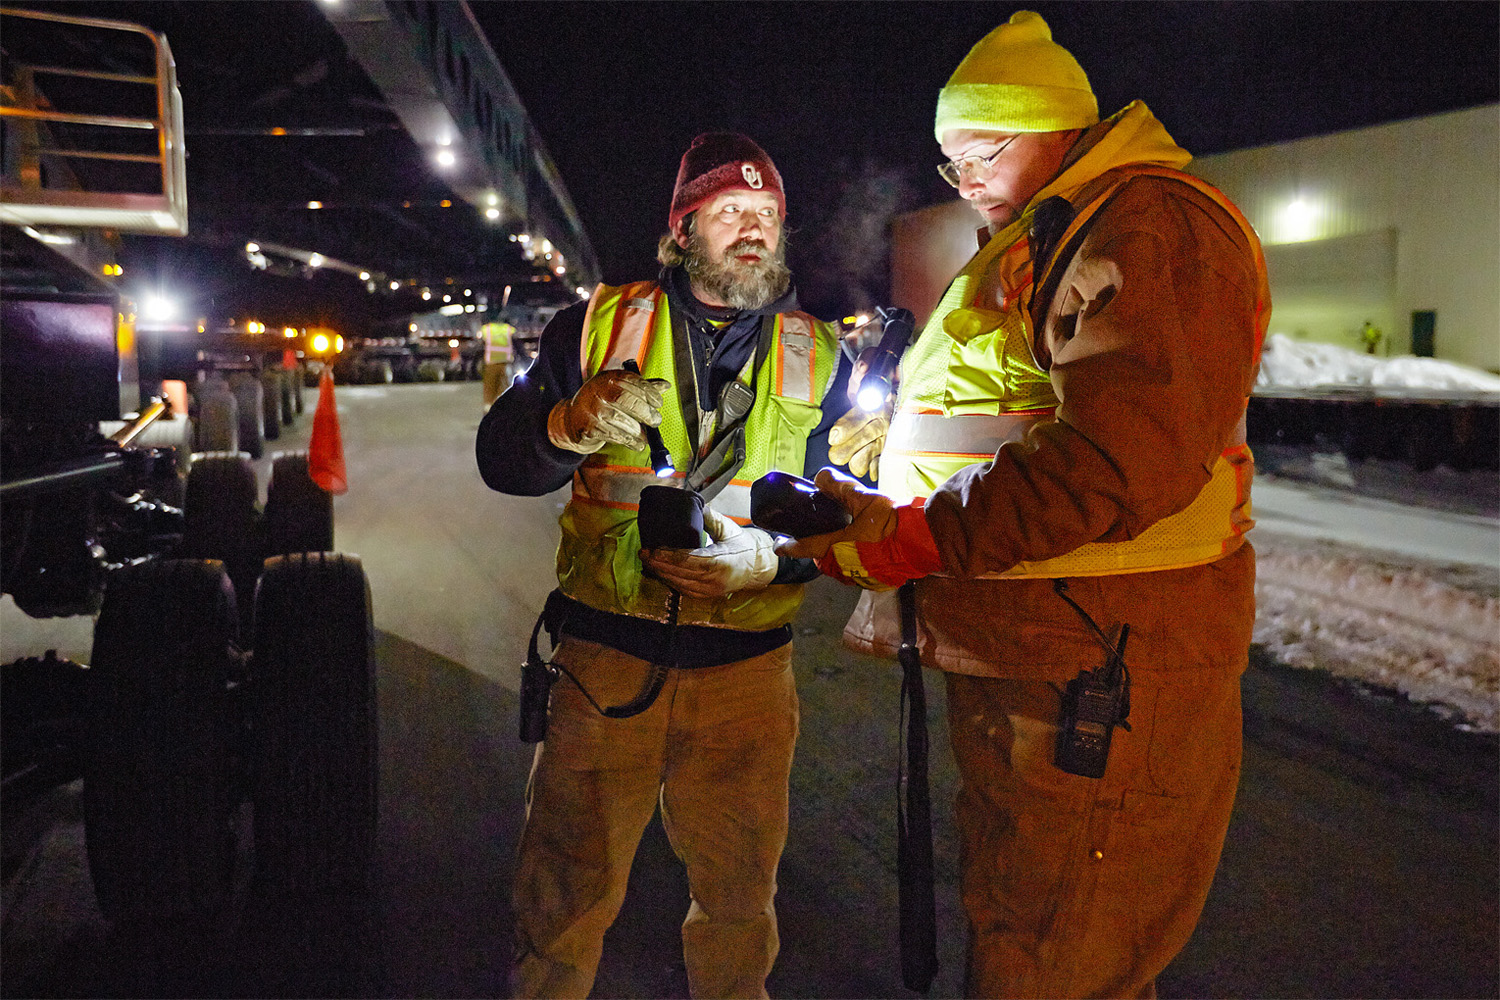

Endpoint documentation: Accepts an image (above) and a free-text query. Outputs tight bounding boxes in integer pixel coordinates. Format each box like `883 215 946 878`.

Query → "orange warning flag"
308 367 348 495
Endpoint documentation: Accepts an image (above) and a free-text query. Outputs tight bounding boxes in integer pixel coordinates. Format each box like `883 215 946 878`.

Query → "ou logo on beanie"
668 132 786 232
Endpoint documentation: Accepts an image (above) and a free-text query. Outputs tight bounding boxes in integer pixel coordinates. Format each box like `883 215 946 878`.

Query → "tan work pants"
944 665 1243 999
511 637 798 1000
482 361 512 407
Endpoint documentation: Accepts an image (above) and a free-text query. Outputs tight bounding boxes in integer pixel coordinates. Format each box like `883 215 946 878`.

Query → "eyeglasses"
937 134 1020 188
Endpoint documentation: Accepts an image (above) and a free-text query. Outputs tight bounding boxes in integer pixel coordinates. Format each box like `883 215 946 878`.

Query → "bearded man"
477 132 853 1000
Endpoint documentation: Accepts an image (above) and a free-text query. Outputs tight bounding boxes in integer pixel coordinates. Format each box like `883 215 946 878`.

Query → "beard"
682 231 792 311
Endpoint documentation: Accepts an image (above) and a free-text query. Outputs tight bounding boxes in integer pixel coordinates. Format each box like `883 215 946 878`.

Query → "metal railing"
0 7 187 234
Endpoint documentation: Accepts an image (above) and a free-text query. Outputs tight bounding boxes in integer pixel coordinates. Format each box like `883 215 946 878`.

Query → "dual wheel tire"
84 454 365 924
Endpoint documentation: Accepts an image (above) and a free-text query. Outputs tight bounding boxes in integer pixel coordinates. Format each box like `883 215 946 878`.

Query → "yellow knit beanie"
934 11 1099 141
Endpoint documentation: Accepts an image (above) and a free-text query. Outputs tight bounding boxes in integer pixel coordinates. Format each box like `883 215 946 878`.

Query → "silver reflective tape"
778 316 813 401
886 410 1047 457
571 470 753 523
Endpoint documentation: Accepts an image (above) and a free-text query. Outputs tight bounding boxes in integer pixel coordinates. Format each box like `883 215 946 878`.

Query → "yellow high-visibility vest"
884 166 1269 578
555 281 841 628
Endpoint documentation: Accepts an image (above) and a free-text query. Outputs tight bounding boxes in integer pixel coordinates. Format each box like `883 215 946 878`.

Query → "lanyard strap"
667 309 775 500
896 580 939 992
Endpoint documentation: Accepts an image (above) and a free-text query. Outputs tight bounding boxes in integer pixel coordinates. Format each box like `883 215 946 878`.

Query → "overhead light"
307 200 323 210
576 286 589 299
308 253 325 267
390 280 401 291
487 192 499 206
486 207 501 220
437 304 464 316
554 265 566 275
358 271 370 281
463 304 475 313
409 322 418 333
442 294 451 302
284 327 298 338
22 226 75 246
448 338 460 348
422 289 432 301
463 288 472 296
246 242 260 253
435 150 456 169
142 294 178 322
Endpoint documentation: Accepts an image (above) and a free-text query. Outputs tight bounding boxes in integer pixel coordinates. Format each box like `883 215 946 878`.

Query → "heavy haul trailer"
1 6 377 923
1247 387 1500 474
143 324 309 459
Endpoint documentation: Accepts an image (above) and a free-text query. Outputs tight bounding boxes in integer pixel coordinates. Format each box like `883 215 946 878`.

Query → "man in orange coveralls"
787 11 1269 998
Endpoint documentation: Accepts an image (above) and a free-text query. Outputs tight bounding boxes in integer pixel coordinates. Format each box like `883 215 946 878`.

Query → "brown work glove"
547 368 669 454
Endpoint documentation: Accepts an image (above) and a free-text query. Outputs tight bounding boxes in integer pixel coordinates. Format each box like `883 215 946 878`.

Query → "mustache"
726 238 768 256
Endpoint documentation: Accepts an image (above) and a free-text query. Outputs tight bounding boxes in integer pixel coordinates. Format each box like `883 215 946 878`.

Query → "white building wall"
1187 105 1499 372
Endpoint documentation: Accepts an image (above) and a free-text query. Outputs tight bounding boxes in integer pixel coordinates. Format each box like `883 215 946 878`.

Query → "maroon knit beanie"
668 132 786 233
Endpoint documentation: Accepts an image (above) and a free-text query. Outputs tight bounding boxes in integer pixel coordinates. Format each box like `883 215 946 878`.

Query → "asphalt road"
2 381 1495 999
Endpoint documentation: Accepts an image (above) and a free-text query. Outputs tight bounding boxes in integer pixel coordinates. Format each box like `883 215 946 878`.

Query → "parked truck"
1 6 378 923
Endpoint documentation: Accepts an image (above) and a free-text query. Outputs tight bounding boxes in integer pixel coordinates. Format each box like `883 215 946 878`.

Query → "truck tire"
183 452 262 611
265 452 333 555
84 558 240 924
251 553 377 897
194 378 239 454
227 372 265 459
260 370 283 442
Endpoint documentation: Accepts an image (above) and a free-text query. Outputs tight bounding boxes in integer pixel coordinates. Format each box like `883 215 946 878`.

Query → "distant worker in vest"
476 132 852 999
480 314 517 409
782 12 1269 998
1360 319 1383 355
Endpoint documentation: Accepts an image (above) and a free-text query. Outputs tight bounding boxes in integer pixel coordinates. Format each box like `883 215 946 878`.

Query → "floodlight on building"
1275 196 1323 244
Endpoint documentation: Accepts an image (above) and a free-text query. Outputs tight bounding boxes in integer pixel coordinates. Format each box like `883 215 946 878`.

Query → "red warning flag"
283 347 298 370
308 367 348 495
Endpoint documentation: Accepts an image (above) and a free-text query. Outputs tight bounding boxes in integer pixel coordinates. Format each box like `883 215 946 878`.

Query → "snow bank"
1254 541 1500 733
1257 332 1500 392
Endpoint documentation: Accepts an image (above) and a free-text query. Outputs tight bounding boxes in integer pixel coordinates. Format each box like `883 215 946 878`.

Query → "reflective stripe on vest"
889 166 1269 578
571 463 754 523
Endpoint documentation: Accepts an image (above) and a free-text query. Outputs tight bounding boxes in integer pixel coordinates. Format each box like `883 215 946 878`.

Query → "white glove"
548 368 669 454
828 404 890 480
639 508 780 598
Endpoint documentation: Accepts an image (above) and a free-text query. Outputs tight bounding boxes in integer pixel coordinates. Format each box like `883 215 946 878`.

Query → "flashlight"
622 360 675 476
857 306 915 412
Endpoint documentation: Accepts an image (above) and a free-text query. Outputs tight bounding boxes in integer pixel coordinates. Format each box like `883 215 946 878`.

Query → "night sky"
472 1 1499 315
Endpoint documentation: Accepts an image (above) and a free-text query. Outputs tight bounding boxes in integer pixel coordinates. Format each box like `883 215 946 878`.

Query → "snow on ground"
1257 332 1500 392
1253 538 1498 733
1251 339 1499 732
